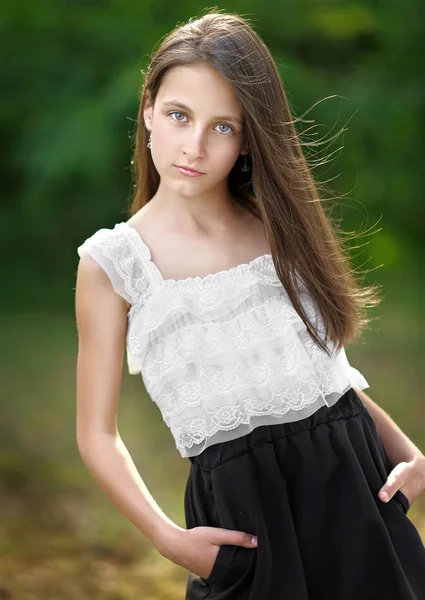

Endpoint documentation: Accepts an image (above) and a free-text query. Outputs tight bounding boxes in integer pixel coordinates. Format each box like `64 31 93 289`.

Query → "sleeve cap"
77 228 134 304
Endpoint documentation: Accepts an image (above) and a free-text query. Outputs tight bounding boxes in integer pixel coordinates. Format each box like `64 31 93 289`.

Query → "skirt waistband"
189 387 365 471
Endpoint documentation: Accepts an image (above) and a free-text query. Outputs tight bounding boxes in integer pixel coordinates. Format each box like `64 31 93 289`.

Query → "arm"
353 386 425 468
75 254 184 552
75 246 257 580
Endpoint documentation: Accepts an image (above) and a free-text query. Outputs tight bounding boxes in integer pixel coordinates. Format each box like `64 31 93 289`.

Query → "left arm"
353 386 425 504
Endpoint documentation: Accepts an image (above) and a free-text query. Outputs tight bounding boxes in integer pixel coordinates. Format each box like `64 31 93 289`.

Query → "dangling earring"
242 153 250 172
147 132 152 149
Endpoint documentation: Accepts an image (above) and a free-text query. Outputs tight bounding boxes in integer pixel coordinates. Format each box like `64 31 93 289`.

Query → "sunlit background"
1 2 424 598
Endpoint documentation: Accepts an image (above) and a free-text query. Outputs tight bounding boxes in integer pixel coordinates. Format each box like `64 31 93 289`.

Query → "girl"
75 9 425 600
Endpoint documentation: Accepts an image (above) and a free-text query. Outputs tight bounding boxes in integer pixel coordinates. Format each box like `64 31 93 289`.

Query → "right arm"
75 253 182 547
74 253 257 577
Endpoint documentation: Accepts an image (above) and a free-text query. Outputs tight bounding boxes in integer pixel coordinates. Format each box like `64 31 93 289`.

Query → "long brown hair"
129 8 383 357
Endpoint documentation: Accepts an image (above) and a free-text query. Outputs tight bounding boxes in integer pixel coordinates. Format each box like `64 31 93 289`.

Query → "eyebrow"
161 100 243 125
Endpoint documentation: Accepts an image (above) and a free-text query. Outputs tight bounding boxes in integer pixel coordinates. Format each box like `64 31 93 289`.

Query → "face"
143 62 247 197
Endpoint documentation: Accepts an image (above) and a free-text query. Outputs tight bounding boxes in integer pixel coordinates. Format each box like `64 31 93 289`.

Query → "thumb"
379 461 408 502
218 528 258 548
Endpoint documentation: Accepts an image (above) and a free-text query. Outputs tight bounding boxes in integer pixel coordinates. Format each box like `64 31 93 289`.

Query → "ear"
240 140 250 155
143 94 154 131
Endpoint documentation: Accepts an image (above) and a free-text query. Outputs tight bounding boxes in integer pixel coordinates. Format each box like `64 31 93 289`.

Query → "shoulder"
76 222 149 307
77 222 129 256
76 251 132 320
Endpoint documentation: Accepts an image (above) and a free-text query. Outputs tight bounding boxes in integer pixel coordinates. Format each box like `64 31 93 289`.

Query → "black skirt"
184 387 425 599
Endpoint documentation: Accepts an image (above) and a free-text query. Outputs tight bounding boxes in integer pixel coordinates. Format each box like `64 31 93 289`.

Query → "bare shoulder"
126 203 152 228
75 253 130 324
76 252 115 301
77 251 104 278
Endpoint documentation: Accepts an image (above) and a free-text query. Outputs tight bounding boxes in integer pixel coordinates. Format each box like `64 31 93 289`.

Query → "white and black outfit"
78 222 425 599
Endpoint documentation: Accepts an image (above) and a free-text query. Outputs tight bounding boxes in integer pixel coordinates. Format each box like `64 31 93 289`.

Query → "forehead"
157 63 243 117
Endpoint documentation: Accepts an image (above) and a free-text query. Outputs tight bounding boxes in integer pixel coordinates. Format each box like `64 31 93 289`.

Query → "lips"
175 165 204 175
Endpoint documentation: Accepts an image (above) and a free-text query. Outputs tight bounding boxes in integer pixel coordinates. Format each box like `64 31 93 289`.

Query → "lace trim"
81 225 152 308
126 281 316 375
130 294 366 454
159 333 358 452
142 297 310 386
128 269 289 347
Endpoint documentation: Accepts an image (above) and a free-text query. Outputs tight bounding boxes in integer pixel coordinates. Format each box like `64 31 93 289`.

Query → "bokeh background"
2 2 424 598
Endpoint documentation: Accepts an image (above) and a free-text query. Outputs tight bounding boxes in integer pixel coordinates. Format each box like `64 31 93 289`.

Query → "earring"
147 132 152 149
242 153 250 172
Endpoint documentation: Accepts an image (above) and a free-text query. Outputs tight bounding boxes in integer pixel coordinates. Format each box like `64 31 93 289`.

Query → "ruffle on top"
77 222 370 458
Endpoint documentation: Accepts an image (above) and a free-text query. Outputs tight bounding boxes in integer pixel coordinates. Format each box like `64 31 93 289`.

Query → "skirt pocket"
204 543 230 584
356 394 411 516
393 489 410 514
205 544 254 588
184 460 257 592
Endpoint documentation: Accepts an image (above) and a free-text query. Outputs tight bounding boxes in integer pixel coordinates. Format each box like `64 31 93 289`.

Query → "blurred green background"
1 1 424 598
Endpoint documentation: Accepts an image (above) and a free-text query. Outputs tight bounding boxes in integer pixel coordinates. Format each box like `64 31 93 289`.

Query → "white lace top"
77 221 370 458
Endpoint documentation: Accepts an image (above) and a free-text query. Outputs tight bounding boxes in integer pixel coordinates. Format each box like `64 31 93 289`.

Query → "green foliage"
0 1 423 309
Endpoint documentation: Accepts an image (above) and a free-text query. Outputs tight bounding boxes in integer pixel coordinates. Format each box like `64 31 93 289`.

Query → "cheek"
150 127 176 169
212 144 241 173
152 125 171 151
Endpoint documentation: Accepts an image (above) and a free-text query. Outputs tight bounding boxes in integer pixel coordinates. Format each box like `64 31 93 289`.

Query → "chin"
167 179 203 196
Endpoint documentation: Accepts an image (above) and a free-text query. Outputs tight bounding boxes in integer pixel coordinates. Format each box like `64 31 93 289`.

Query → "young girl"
75 10 425 599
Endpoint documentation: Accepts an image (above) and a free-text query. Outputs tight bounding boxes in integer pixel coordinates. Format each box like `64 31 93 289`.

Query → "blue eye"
217 123 233 134
169 111 187 122
168 111 234 135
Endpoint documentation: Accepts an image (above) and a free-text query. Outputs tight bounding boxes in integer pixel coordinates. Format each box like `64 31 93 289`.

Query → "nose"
182 127 207 161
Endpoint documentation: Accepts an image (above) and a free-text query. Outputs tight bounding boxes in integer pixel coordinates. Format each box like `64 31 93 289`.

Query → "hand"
379 455 425 507
156 525 258 580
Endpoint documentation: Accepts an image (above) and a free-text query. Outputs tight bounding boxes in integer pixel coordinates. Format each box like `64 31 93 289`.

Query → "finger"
379 461 409 502
217 528 258 548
